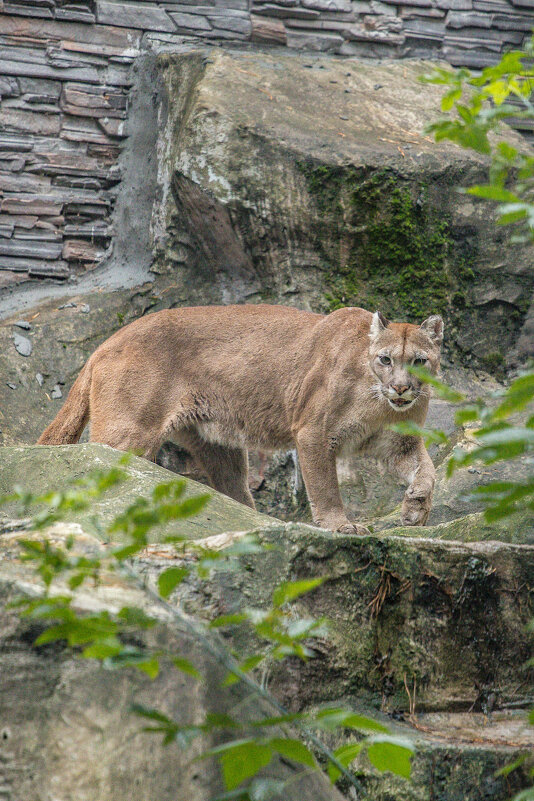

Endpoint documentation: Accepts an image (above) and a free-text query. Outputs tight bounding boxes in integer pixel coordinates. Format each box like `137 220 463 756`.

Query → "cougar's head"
368 311 443 412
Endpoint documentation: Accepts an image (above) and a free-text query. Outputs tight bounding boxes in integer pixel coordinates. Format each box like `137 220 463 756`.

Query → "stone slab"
96 0 177 31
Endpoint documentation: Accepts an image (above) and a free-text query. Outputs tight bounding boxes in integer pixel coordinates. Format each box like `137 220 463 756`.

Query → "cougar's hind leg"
88 359 166 459
205 443 255 509
176 428 255 509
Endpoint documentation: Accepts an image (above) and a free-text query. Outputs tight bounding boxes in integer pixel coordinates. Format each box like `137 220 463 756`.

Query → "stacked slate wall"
0 0 532 286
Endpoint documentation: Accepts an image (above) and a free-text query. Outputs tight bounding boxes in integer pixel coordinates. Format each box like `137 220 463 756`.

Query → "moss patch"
299 163 476 335
482 351 506 380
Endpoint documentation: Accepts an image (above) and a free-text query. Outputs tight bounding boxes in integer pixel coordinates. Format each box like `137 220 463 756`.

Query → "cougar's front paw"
401 487 432 526
336 522 371 536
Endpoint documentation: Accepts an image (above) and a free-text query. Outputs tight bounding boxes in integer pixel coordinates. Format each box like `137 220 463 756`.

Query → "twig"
403 673 416 717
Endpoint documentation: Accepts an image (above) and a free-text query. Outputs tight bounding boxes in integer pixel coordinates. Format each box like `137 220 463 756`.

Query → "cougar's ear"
420 315 444 346
369 311 389 340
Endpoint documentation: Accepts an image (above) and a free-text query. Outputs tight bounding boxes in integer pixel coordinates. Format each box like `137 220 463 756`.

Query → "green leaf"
209 613 248 628
175 494 211 518
131 704 179 745
407 366 465 403
34 623 72 645
238 654 265 673
135 657 160 678
314 707 388 733
157 567 189 598
203 713 238 731
455 406 482 425
117 607 157 629
68 572 87 590
132 704 174 724
497 204 530 225
467 185 520 202
477 427 534 447
389 421 448 446
496 753 527 777
171 656 201 679
497 142 518 161
82 639 123 659
492 372 534 419
222 672 241 687
328 742 363 783
153 480 186 502
272 577 325 607
203 740 273 791
441 87 462 111
366 737 413 779
268 738 317 769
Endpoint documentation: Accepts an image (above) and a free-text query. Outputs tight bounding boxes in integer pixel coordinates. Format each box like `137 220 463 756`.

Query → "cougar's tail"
37 360 92 444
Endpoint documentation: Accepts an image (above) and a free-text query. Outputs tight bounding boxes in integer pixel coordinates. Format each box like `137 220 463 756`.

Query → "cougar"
38 305 443 534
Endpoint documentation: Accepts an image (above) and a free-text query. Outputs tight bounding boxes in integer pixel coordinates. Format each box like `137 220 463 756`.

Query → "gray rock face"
0 444 276 538
152 48 533 370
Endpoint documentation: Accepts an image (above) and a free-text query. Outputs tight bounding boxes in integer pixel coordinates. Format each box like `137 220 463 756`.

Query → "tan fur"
38 305 443 533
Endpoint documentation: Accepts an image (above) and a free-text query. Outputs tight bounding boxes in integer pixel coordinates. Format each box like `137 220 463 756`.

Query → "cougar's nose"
391 384 410 396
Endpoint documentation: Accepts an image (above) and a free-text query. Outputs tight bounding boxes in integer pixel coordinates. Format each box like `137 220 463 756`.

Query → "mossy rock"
387 510 534 545
0 444 275 540
186 523 534 714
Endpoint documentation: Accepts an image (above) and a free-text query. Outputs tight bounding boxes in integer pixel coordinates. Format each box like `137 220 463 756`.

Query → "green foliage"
158 566 188 598
367 736 413 779
424 52 534 791
389 420 448 448
422 38 534 242
407 365 466 403
3 460 413 797
443 371 534 524
404 365 534 797
272 577 324 606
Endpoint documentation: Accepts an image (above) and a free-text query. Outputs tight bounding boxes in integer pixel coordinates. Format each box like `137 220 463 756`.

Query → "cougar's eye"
379 355 391 366
413 357 426 366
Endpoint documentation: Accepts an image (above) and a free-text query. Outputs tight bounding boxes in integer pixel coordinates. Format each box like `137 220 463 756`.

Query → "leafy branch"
421 37 534 242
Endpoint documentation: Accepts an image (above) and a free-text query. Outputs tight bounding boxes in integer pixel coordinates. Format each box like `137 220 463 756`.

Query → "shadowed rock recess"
0 445 533 800
0 48 533 800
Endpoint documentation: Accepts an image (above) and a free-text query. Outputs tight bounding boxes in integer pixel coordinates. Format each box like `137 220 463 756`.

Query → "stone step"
323 705 533 801
182 523 534 714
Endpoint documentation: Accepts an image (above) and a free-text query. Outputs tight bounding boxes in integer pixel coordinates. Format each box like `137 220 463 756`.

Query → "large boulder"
183 523 534 715
153 48 534 370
